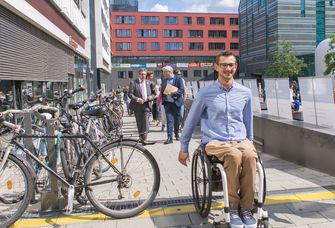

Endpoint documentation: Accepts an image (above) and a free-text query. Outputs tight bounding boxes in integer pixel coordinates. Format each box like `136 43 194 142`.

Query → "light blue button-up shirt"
180 80 253 152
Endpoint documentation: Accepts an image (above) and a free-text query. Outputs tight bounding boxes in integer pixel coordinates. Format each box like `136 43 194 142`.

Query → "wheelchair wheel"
191 148 212 217
255 154 267 204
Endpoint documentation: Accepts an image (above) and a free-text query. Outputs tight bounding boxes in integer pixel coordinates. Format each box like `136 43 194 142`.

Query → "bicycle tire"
84 141 160 218
60 139 79 179
0 153 34 227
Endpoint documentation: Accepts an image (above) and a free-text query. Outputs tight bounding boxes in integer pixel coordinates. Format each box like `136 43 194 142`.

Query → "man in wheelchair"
179 51 258 228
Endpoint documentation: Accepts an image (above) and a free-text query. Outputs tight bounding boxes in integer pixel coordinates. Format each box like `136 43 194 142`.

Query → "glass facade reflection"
110 0 138 12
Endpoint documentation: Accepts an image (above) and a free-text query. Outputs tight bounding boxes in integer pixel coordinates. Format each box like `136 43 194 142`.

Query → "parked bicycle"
0 88 161 227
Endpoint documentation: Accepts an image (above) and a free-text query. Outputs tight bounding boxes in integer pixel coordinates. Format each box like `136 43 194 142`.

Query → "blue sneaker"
240 208 257 228
229 210 244 228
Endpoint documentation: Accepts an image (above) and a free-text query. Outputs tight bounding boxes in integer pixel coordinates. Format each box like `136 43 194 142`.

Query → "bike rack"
18 112 66 211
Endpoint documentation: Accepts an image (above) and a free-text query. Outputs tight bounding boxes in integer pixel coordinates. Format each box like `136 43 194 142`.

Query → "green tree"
324 35 335 75
265 40 307 78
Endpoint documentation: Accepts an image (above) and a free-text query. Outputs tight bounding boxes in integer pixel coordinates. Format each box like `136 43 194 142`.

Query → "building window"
116 29 131 37
232 30 239 38
181 70 188 77
230 43 239 50
210 17 225 25
141 16 159 24
188 42 204 50
230 18 239 25
116 42 131 51
128 71 133 79
301 0 305 17
184 17 192 25
165 42 183 50
165 16 178 24
188 30 203 38
163 30 183 38
194 70 202 77
115 16 135 24
137 42 147 51
316 0 326 46
151 42 160 51
137 29 158 37
203 70 208 77
197 17 205 25
330 0 334 6
208 30 227 38
259 0 265 8
209 42 225 50
118 71 127 78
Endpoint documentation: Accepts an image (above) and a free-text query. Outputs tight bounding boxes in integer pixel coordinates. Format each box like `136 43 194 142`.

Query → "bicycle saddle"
69 101 85 110
81 106 106 117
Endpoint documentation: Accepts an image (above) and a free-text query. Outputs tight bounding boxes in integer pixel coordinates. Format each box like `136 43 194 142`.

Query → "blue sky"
138 0 240 13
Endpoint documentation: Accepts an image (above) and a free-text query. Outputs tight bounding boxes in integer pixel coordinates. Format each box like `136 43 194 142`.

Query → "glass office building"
110 0 138 12
239 0 335 78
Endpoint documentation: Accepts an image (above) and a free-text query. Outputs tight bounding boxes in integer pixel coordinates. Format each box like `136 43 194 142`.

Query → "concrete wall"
254 114 335 176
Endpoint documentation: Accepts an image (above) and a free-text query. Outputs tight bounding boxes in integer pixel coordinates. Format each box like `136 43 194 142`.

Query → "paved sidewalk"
14 114 335 228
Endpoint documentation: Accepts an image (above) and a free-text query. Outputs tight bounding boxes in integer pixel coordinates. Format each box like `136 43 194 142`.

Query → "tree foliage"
265 40 307 78
324 35 335 75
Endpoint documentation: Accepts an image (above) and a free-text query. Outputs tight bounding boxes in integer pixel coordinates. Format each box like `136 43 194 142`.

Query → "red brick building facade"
110 11 239 87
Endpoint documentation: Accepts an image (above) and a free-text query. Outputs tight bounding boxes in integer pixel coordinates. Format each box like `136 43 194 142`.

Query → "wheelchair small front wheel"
258 218 269 228
191 148 212 217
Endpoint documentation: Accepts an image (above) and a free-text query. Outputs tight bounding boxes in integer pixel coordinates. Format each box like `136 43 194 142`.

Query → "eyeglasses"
217 63 236 68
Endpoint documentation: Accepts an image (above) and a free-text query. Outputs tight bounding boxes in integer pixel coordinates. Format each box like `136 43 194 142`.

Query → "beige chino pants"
205 140 257 210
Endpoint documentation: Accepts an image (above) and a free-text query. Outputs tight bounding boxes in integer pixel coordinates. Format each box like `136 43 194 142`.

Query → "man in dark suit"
161 66 185 144
128 69 156 144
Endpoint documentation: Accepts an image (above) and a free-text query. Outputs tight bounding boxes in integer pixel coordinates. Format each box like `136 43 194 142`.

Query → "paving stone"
153 214 192 227
309 222 335 228
116 217 155 228
285 212 329 225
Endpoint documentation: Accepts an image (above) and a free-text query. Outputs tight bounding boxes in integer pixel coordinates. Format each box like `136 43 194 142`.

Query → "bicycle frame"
11 133 122 189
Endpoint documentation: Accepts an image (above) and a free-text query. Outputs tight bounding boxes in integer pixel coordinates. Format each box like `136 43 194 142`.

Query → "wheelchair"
191 144 269 228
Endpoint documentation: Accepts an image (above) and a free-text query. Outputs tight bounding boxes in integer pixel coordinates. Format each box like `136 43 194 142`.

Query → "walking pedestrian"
160 66 184 144
128 69 156 145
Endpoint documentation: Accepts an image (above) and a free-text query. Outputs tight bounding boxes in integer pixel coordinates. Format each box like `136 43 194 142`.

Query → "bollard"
40 118 66 211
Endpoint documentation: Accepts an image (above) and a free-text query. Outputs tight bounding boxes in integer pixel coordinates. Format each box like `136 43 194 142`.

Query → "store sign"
112 63 121 68
177 63 188 68
188 62 199 67
131 64 146 68
166 63 176 69
120 63 131 68
200 63 213 67
69 36 78 49
146 63 157 68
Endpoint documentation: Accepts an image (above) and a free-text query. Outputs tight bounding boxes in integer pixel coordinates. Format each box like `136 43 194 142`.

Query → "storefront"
0 5 75 108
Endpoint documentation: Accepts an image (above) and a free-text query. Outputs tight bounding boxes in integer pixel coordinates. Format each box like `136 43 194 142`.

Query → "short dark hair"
146 71 153 78
216 51 237 63
175 70 181 75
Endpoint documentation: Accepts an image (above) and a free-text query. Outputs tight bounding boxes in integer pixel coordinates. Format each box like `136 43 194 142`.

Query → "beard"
219 72 234 81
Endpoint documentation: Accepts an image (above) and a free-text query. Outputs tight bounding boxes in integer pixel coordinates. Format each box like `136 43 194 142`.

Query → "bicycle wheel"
0 153 34 227
191 148 212 217
84 141 160 218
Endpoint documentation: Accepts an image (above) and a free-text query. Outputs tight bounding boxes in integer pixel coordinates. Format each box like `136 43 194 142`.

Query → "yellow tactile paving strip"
12 191 335 227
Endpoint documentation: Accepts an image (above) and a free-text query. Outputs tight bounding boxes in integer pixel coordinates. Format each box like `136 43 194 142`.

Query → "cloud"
150 3 169 12
218 0 240 8
183 4 209 13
